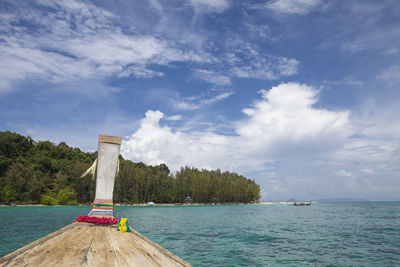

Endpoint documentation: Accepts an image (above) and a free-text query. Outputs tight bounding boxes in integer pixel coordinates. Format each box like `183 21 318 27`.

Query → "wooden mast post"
89 135 121 218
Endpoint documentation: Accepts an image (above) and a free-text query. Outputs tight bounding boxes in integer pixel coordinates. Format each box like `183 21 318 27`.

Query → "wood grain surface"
0 224 191 267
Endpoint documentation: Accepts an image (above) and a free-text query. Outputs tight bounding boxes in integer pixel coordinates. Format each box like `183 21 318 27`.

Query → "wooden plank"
0 224 192 267
83 227 118 267
129 228 191 267
0 223 76 266
22 225 94 266
0 224 96 266
109 227 164 267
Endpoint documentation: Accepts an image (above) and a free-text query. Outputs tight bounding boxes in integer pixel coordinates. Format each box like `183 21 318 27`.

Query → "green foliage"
1 185 17 202
113 163 260 204
57 187 78 205
0 131 93 205
0 131 260 205
40 187 78 205
40 191 59 205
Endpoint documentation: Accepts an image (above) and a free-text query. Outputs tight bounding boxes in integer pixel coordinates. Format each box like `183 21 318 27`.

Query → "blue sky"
1 0 399 201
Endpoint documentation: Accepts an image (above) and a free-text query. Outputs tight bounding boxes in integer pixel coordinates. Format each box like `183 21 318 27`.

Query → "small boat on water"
293 201 312 206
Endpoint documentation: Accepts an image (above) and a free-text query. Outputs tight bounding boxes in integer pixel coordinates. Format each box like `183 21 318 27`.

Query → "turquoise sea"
1 202 400 266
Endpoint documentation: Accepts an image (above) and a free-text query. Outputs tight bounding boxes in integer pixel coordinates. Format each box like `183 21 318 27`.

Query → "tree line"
0 131 260 205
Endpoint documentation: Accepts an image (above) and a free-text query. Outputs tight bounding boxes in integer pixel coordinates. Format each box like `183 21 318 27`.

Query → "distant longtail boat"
293 201 312 206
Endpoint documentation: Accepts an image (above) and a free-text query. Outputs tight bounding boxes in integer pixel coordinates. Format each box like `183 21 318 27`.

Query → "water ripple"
1 203 400 266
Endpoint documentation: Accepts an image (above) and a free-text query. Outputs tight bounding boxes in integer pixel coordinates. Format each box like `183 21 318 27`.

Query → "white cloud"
149 0 163 12
122 110 228 170
337 169 352 177
189 0 230 13
193 69 231 86
0 44 96 86
244 22 271 40
202 92 233 105
122 83 351 174
224 41 300 80
165 115 183 121
190 41 300 84
171 91 234 110
356 99 400 140
266 0 322 15
0 0 301 94
345 3 400 53
318 2 400 54
118 66 165 79
377 65 400 85
0 0 211 93
322 76 363 86
361 168 374 175
122 110 235 171
235 83 350 157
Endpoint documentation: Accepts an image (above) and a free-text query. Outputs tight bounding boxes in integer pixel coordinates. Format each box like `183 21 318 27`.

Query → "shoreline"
115 202 296 206
1 202 295 207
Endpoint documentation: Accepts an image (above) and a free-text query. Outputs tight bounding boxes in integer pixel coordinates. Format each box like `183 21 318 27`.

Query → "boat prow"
0 223 191 266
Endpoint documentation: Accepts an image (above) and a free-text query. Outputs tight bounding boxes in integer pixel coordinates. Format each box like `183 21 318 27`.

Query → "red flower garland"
74 215 119 225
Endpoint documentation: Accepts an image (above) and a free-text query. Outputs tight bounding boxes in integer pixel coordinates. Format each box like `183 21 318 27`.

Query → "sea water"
0 203 399 266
